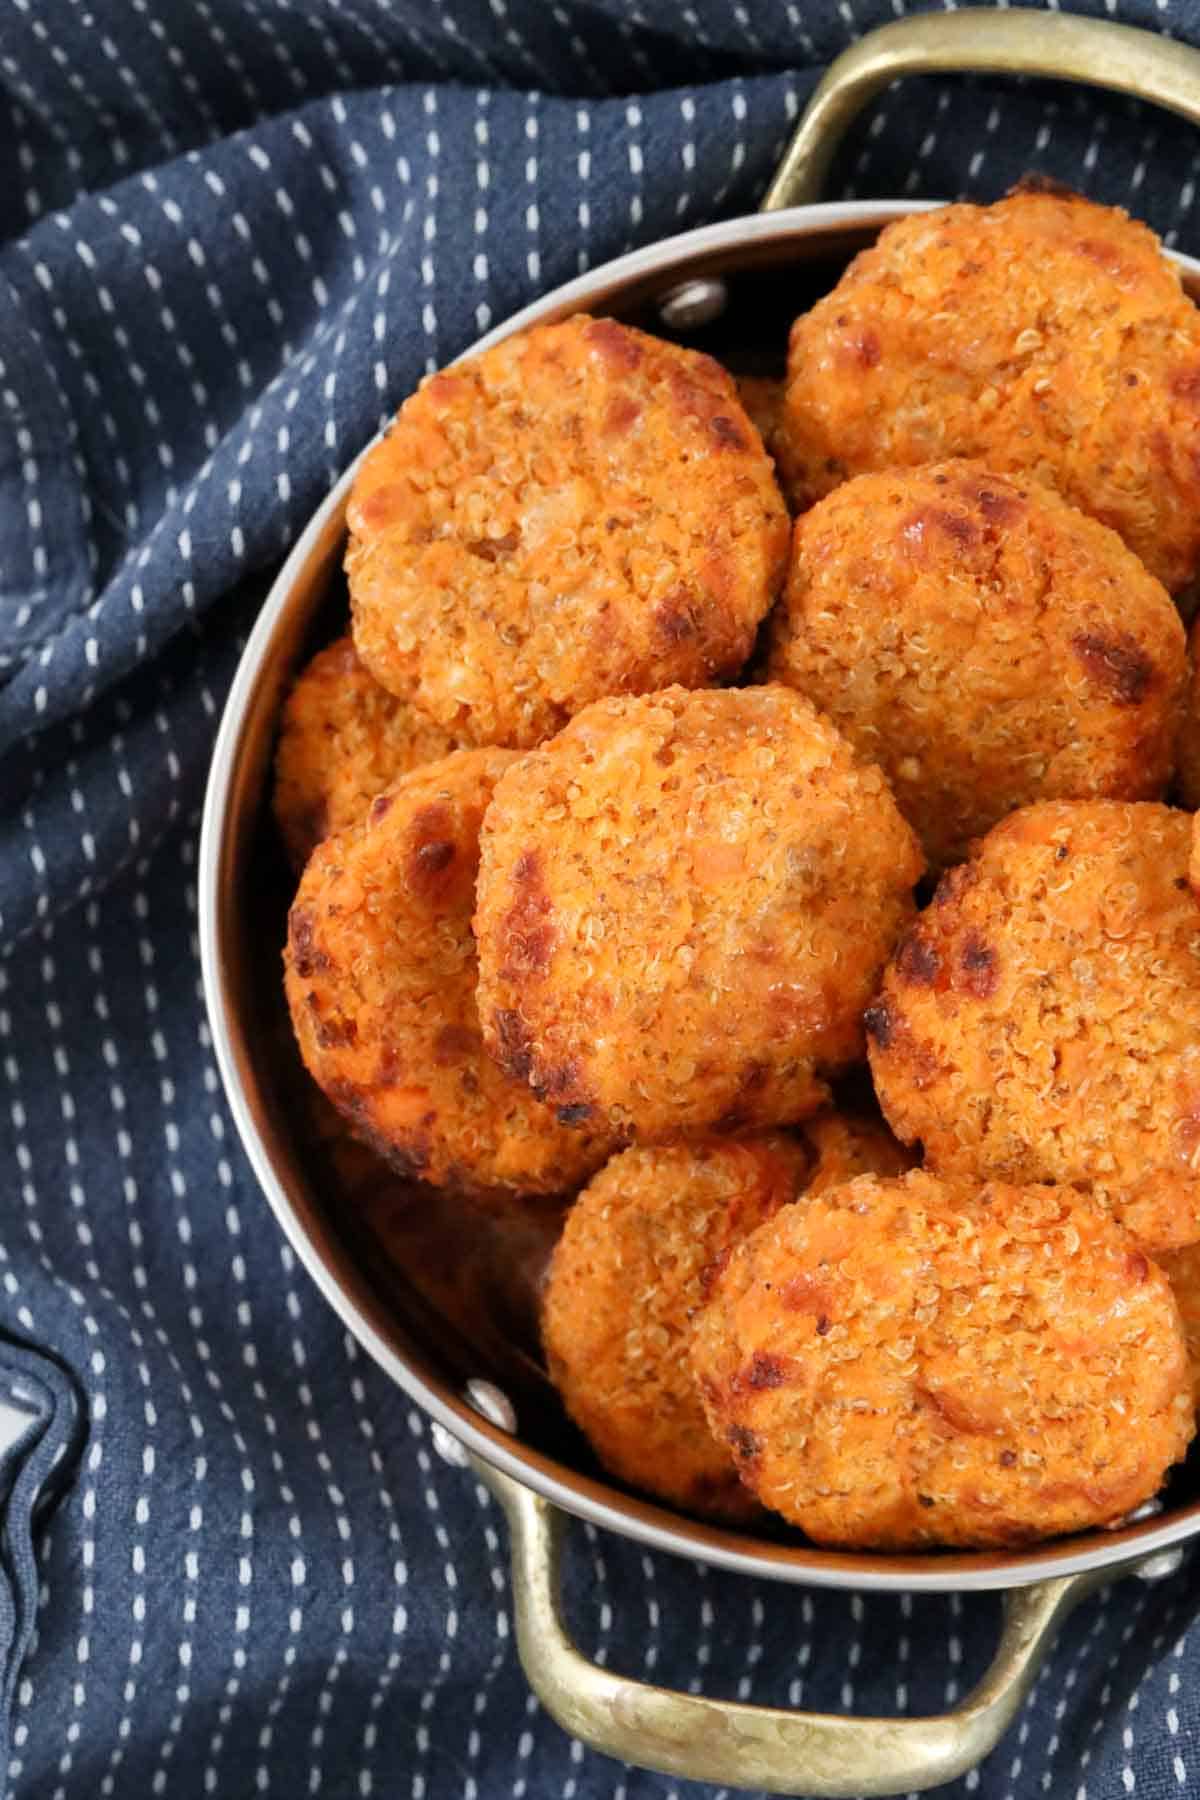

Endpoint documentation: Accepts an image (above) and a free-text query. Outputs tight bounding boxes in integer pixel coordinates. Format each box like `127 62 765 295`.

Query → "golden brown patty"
767 463 1186 868
776 188 1200 593
542 1134 811 1519
691 1171 1193 1548
347 315 790 749
273 635 462 869
868 801 1200 1253
475 685 924 1141
284 749 614 1196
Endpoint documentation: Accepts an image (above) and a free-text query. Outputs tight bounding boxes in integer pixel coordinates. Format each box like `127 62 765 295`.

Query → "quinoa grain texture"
691 1171 1193 1547
869 801 1200 1252
348 316 789 748
542 1133 810 1519
777 189 1200 593
273 635 462 870
475 685 924 1141
768 463 1185 868
285 748 615 1196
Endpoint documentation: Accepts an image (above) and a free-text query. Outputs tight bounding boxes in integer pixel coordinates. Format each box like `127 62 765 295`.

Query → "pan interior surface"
201 204 1200 1592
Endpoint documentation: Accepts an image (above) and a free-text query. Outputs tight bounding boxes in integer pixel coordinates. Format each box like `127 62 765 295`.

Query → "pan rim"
199 197 1200 1592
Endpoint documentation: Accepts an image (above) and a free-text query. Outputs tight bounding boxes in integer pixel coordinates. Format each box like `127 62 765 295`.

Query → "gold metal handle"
470 1449 1105 1798
764 9 1200 211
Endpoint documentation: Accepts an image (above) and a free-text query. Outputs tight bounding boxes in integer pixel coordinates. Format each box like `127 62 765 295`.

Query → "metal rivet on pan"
1115 1498 1187 1582
657 276 729 332
467 1378 519 1433
1135 1546 1186 1583
430 1420 468 1469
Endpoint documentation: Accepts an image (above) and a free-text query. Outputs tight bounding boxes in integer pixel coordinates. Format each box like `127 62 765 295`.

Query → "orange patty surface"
348 315 789 748
542 1134 811 1520
542 1109 914 1519
284 749 614 1196
868 802 1200 1253
691 1172 1193 1548
767 463 1185 868
273 635 461 869
776 187 1200 593
475 685 924 1142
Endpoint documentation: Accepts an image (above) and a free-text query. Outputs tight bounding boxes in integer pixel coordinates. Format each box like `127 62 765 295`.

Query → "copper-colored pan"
199 13 1200 1793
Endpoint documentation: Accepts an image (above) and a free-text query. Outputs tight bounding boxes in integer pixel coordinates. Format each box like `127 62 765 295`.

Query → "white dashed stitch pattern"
3 23 1200 1800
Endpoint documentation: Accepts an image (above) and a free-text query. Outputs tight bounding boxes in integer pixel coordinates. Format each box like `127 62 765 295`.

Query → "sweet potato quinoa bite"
474 685 924 1142
868 801 1200 1253
776 186 1200 594
767 462 1186 868
346 315 790 749
284 748 614 1197
273 635 461 870
542 1113 913 1519
542 1134 810 1520
691 1172 1194 1549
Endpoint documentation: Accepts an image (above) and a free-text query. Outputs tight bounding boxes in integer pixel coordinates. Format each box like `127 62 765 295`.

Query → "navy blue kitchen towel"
5 3 1200 1796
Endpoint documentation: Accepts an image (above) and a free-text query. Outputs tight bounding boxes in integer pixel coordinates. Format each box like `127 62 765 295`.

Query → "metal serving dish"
199 12 1200 1794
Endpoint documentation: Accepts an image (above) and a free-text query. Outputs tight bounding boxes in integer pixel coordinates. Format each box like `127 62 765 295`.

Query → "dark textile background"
3 3 1200 1796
